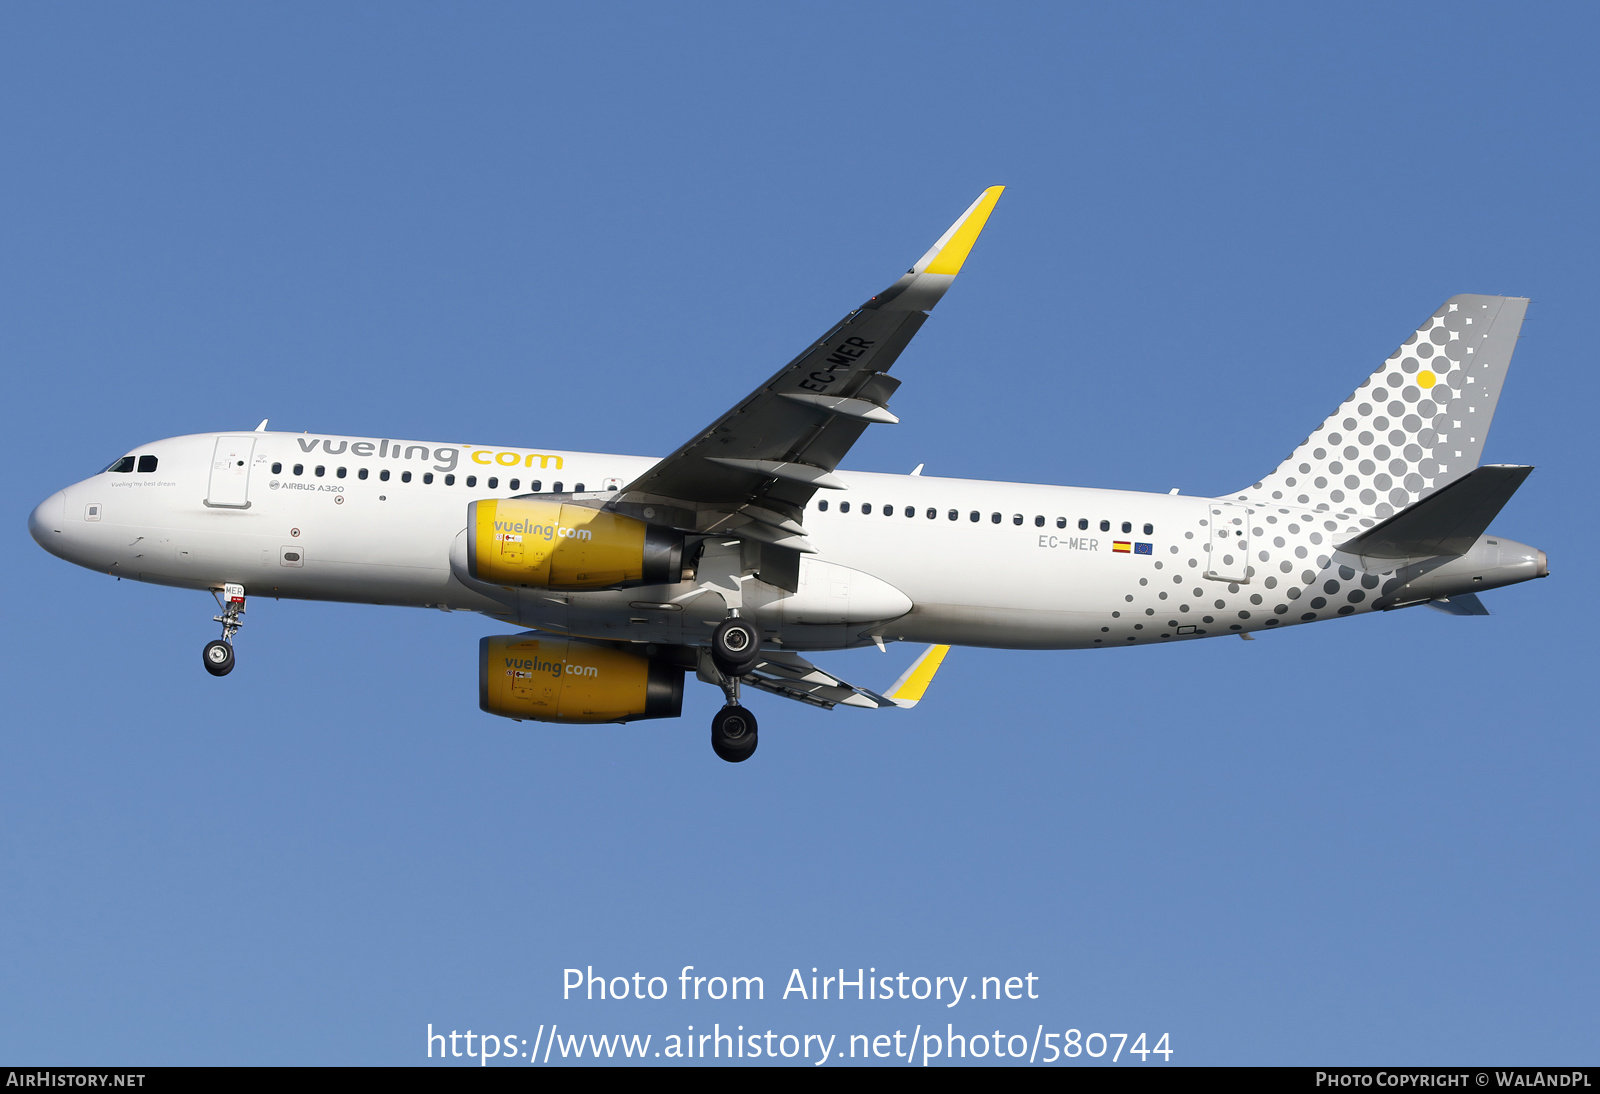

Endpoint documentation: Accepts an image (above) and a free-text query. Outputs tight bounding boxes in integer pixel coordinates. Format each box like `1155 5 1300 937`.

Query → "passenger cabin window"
529 480 541 492
1078 519 1089 530
359 468 369 480
574 482 584 492
818 500 829 511
862 503 873 514
883 505 894 516
970 511 979 522
293 464 304 476
991 512 1001 524
380 470 390 481
401 471 412 483
551 481 562 492
1056 517 1067 528
948 510 958 521
315 465 325 477
926 508 936 519
465 475 476 487
1035 516 1045 527
137 455 158 473
1012 514 1023 525
271 462 283 474
1144 523 1154 535
840 502 851 513
105 456 136 473
445 474 455 485
487 477 498 489
1121 521 1132 534
423 473 434 484
510 478 520 490
1099 520 1110 532
336 467 347 478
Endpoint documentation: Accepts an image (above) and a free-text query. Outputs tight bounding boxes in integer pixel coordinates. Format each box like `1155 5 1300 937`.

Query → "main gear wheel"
711 617 761 676
711 704 758 763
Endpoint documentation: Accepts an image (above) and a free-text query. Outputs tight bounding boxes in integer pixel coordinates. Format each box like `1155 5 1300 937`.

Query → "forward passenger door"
205 436 256 509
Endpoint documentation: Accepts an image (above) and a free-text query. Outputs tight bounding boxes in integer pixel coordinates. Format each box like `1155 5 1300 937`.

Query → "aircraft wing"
613 188 1004 558
740 644 950 711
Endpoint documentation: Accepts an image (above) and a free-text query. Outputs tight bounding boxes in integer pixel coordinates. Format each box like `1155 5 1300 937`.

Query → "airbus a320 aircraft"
29 188 1548 761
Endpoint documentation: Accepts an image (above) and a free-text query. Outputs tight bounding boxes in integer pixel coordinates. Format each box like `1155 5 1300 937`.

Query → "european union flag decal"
1134 542 1153 555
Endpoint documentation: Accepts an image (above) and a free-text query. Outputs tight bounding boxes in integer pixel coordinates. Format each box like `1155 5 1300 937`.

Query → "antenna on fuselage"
254 419 268 432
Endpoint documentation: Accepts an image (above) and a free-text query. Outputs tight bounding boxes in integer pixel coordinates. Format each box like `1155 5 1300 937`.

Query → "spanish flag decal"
1113 541 1131 553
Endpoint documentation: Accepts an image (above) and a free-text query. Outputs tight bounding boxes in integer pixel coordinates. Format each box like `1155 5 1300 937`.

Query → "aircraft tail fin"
1235 295 1528 521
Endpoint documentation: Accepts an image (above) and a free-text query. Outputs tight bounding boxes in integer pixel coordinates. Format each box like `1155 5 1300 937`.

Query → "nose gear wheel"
202 640 235 676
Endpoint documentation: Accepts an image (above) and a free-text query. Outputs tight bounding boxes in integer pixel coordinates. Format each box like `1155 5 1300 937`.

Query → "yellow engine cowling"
479 634 684 724
466 498 681 590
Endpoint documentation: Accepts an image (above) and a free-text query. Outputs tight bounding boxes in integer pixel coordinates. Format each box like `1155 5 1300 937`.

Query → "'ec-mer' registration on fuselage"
27 188 1548 761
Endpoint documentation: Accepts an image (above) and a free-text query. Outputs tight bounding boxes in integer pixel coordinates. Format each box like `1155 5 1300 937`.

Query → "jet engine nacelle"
479 634 684 724
465 498 681 590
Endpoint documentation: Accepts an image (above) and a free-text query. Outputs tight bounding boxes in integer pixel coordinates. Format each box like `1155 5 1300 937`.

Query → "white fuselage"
30 430 1539 653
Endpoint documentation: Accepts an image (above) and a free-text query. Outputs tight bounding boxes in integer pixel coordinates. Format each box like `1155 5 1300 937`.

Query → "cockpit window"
105 456 136 474
137 455 158 473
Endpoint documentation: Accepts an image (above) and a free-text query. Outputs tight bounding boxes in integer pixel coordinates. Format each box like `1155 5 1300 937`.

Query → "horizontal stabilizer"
1424 593 1490 616
1336 464 1533 560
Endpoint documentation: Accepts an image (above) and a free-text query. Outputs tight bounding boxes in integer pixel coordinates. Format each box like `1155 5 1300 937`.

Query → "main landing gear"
712 703 758 763
203 583 246 677
711 616 761 677
708 613 761 762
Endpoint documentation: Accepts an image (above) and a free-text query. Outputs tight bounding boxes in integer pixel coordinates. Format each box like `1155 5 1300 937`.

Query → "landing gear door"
1206 502 1251 582
206 436 256 509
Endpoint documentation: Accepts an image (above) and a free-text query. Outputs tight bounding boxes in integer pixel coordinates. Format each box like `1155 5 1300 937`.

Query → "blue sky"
2 2 1596 1066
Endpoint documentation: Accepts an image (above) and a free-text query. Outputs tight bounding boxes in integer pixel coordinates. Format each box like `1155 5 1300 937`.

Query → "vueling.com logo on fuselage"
493 519 592 543
289 436 565 474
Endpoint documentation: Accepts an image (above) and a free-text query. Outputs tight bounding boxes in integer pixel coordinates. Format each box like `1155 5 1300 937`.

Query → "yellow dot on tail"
1417 371 1436 389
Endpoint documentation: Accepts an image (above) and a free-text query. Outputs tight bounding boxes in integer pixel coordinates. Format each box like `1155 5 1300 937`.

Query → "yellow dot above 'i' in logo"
1417 370 1437 389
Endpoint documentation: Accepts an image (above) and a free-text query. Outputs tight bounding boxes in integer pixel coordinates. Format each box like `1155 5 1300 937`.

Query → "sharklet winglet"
885 644 950 709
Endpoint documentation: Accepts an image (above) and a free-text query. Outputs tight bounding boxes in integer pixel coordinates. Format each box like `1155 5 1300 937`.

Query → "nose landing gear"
203 583 245 677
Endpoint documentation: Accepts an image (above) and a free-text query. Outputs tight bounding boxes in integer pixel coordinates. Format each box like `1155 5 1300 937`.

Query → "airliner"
27 188 1548 761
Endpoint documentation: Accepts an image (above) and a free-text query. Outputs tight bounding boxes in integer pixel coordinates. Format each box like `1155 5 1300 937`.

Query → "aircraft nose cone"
1536 549 1549 578
28 491 65 553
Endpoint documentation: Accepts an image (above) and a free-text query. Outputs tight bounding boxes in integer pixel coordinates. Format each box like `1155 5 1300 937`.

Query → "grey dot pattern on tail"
1237 295 1527 520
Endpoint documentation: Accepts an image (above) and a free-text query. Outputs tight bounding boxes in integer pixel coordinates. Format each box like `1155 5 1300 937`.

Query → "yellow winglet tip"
922 187 1005 276
887 644 951 708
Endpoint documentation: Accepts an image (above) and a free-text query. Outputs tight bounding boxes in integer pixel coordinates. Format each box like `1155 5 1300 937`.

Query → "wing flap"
743 651 896 710
738 646 950 712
